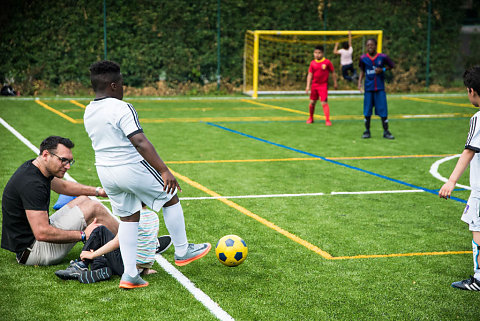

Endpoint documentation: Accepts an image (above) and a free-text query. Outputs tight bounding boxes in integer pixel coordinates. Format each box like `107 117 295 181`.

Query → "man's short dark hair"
367 38 377 45
315 45 324 52
464 66 480 95
342 41 349 50
39 136 74 154
89 60 121 92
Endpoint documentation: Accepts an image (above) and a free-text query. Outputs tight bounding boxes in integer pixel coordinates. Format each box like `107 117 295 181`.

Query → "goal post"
243 30 383 98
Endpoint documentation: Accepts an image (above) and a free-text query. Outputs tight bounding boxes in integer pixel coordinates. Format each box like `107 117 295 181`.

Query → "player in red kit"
305 45 338 125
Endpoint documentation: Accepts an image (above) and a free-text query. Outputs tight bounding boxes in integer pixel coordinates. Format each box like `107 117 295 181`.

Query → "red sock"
309 103 315 118
322 103 330 121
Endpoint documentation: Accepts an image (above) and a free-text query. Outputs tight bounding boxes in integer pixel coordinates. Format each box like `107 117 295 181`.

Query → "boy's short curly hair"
464 66 480 95
89 60 121 92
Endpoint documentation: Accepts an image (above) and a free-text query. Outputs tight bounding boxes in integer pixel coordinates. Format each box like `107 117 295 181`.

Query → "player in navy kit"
357 38 395 139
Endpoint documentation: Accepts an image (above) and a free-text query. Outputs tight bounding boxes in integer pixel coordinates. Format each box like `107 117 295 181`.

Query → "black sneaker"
362 130 371 139
54 259 88 280
156 235 173 254
78 267 113 284
451 276 480 291
383 130 395 139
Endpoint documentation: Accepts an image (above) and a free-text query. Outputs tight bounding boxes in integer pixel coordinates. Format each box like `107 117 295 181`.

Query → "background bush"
0 0 477 95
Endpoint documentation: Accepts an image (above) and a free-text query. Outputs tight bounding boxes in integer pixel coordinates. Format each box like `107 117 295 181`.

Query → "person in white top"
84 61 211 289
439 66 480 291
333 31 357 82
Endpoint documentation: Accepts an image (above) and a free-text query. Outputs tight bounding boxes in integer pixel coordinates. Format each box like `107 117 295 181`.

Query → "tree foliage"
0 0 471 93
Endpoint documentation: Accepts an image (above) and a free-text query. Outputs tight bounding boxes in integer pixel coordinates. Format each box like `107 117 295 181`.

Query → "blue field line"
205 122 467 204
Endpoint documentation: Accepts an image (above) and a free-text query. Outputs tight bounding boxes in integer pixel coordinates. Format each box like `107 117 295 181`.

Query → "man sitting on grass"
1 136 119 266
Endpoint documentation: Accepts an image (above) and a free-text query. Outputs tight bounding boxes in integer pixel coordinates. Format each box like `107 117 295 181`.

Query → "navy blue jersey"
359 53 394 91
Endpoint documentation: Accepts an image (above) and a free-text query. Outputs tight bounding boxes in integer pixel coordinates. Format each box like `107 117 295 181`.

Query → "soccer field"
1 94 479 320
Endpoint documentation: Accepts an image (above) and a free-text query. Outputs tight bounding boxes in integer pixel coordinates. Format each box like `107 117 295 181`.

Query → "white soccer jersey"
84 97 143 166
466 110 480 194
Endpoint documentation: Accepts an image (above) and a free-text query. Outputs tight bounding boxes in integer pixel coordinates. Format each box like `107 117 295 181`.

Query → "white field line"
94 189 424 202
429 154 471 190
0 117 233 321
155 255 235 321
0 92 464 101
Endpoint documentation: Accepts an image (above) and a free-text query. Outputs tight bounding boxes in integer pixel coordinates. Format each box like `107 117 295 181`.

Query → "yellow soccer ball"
215 235 248 267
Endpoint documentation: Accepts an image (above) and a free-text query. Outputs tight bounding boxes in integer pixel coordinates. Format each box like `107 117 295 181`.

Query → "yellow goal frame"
243 30 383 98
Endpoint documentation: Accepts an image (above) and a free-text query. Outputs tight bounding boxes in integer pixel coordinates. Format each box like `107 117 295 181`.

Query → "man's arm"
439 148 475 199
129 132 181 194
348 31 352 48
26 211 100 243
306 72 312 94
51 178 107 197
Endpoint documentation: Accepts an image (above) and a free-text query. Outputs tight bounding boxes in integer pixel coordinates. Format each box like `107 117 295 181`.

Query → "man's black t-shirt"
1 160 53 253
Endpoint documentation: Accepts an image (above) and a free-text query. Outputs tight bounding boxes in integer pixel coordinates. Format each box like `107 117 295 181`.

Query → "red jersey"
308 58 334 86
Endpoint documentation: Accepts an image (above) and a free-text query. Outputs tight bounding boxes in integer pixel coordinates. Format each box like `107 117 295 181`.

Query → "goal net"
243 30 383 98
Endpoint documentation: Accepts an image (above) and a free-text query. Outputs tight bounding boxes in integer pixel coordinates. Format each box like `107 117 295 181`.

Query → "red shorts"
310 84 328 102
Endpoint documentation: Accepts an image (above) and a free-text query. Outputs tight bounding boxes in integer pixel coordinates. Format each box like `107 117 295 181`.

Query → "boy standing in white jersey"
439 66 480 291
84 61 211 289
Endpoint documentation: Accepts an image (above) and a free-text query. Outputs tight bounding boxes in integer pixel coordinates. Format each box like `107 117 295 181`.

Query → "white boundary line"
0 117 234 321
0 92 465 101
94 189 425 202
429 154 471 190
155 255 234 321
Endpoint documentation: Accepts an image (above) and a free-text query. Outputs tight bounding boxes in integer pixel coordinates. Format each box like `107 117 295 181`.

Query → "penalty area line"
0 117 233 321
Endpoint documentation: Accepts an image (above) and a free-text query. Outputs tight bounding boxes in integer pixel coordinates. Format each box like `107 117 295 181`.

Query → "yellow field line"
169 169 333 259
165 154 457 165
69 100 86 109
401 96 474 108
332 250 471 260
170 169 469 260
140 116 306 122
35 100 80 124
241 99 309 115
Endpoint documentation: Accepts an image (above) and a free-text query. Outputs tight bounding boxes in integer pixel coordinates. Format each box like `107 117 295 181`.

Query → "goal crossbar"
243 30 383 98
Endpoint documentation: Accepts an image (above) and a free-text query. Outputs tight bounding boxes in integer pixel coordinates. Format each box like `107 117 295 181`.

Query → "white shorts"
26 205 87 266
96 160 175 217
462 196 480 232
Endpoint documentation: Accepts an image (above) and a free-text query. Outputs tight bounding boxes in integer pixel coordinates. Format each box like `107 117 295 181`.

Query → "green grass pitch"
0 94 479 320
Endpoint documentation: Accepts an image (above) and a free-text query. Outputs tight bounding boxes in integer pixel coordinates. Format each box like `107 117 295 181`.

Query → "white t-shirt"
84 97 144 166
466 110 480 195
338 47 353 66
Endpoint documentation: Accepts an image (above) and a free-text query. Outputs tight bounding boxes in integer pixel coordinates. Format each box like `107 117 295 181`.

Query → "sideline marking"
401 96 475 109
206 122 467 205
35 99 80 124
0 117 233 321
178 189 424 200
155 255 235 321
429 154 471 190
166 154 457 165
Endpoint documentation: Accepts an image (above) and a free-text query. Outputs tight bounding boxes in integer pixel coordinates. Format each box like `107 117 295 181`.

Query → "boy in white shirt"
83 61 211 289
439 66 480 291
333 31 357 82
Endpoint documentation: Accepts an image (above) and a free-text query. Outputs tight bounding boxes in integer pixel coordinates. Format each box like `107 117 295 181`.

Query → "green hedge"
0 0 474 93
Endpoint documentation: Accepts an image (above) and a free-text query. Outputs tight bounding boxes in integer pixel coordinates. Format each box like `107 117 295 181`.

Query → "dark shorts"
363 90 387 117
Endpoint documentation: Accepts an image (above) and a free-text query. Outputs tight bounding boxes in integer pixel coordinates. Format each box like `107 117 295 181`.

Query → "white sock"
473 239 480 281
162 202 188 257
118 221 139 277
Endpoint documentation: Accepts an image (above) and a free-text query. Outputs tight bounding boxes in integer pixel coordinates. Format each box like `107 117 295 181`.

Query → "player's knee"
164 195 179 207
